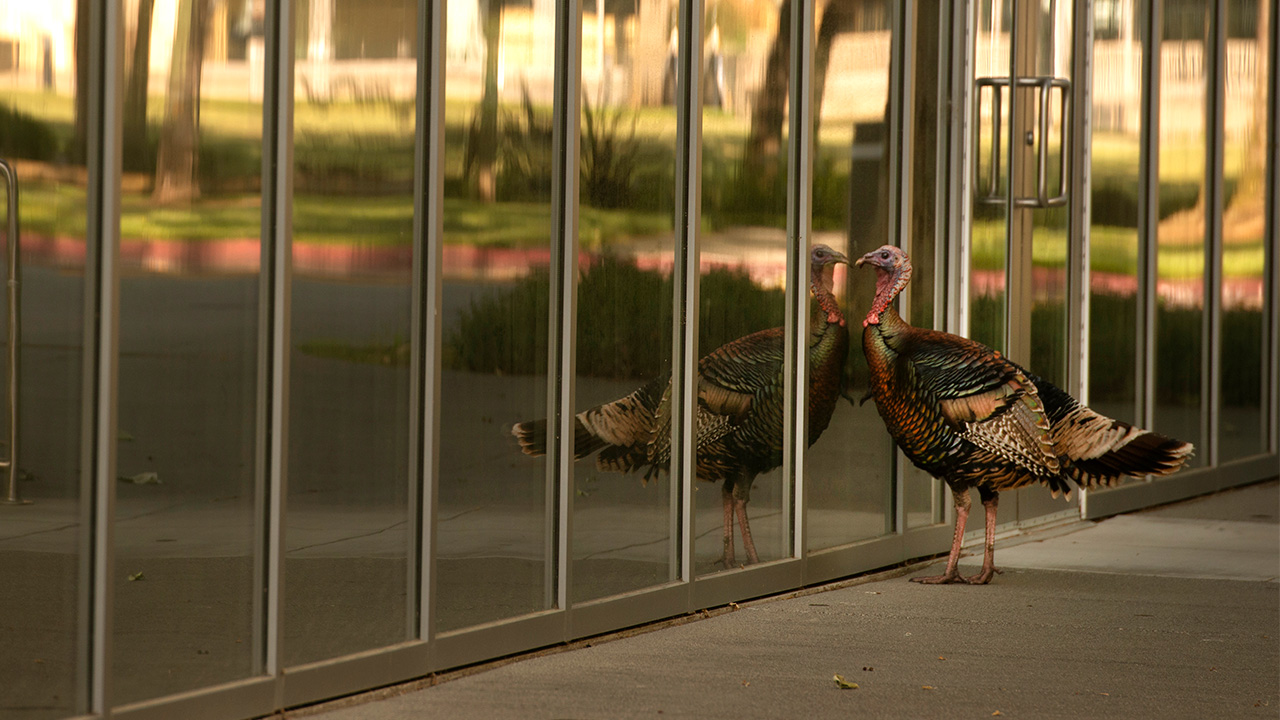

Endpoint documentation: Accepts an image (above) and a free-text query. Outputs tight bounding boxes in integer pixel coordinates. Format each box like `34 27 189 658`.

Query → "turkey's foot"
716 554 744 570
964 566 1003 585
910 571 969 585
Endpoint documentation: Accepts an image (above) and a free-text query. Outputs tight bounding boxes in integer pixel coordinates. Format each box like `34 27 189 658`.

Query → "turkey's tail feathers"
511 376 667 475
1032 375 1194 488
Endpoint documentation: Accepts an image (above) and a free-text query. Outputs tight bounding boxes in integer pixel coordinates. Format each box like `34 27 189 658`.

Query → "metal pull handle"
975 76 1071 209
0 159 24 506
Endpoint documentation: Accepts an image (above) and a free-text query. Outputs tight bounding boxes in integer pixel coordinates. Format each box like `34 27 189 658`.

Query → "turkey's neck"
811 265 845 327
864 266 910 327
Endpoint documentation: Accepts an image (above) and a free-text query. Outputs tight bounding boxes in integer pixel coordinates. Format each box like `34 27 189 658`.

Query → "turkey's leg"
734 496 760 565
720 485 737 568
911 487 971 584
966 488 1003 584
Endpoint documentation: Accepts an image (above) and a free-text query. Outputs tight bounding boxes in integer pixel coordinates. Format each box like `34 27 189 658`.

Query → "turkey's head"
810 244 849 326
855 245 912 327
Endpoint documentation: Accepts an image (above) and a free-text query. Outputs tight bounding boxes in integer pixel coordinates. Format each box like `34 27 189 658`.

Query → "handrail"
0 159 25 506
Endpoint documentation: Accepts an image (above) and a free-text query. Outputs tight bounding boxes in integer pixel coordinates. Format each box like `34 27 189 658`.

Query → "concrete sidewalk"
290 481 1279 720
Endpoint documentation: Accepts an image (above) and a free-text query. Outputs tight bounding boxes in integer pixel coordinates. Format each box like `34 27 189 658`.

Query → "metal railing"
0 159 24 506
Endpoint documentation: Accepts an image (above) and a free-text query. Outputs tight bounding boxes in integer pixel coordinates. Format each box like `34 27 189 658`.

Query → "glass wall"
1218 0 1269 461
0 2 86 717
1154 1 1209 463
435 0 555 631
1088 0 1143 426
571 0 678 599
112 0 264 704
807 0 896 549
285 0 416 665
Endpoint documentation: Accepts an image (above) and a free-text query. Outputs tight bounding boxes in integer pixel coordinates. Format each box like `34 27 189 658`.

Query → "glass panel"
904 0 942 530
571 0 677 599
1153 1 1207 464
0 2 87 717
1088 0 1142 426
1219 0 1268 461
1028 2 1072 387
285 0 415 665
113 0 262 704
970 0 1011 352
808 1 895 550
693 0 789 571
437 0 554 631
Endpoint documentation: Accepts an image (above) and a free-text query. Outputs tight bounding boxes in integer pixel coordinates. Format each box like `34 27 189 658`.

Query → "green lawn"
0 91 1266 281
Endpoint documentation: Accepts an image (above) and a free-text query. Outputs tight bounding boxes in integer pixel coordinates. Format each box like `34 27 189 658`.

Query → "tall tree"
124 0 156 170
743 0 791 191
71 0 90 163
153 0 209 204
474 0 504 201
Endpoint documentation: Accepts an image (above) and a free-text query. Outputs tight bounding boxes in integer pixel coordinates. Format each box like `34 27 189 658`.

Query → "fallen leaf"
938 656 946 661
730 602 740 610
922 685 934 690
993 712 1002 717
833 674 858 690
127 572 144 581
741 680 750 687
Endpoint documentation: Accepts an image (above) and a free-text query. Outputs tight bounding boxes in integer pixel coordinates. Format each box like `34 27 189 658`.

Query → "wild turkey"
856 245 1193 584
513 244 851 567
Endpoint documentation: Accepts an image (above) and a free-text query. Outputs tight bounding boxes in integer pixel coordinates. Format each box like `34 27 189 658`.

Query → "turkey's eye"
879 250 890 259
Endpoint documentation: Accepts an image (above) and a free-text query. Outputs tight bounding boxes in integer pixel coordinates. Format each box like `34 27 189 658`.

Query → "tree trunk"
71 0 90 163
124 0 156 171
475 0 504 202
742 0 792 197
153 0 208 204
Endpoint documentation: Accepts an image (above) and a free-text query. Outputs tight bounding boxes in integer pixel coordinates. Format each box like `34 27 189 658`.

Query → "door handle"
0 159 24 506
975 76 1071 209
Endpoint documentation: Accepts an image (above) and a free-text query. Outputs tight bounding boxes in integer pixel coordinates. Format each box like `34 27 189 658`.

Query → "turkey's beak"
854 251 873 268
831 250 850 265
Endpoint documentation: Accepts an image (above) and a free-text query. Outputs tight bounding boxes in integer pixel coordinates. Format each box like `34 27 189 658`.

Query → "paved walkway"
289 481 1279 720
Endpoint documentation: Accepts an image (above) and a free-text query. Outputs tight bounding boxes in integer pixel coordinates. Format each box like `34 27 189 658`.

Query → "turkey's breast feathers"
864 310 1061 493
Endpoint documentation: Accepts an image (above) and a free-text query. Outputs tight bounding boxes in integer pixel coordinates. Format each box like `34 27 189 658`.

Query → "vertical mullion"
82 0 122 712
551 0 583 614
934 1 953 333
415 0 444 643
1138 0 1162 431
1068 0 1093 404
1204 0 1226 468
947 0 977 527
258 0 293 682
887 0 913 535
673 0 702 585
1268 0 1280 455
951 0 976 339
786 0 814 558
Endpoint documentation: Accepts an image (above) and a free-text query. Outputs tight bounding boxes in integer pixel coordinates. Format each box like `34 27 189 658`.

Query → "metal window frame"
785 0 814 569
82 0 122 714
1269 0 1280 456
672 0 702 590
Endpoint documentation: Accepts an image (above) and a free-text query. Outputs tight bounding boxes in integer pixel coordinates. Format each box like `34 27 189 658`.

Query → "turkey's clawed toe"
910 572 969 585
965 566 1003 585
